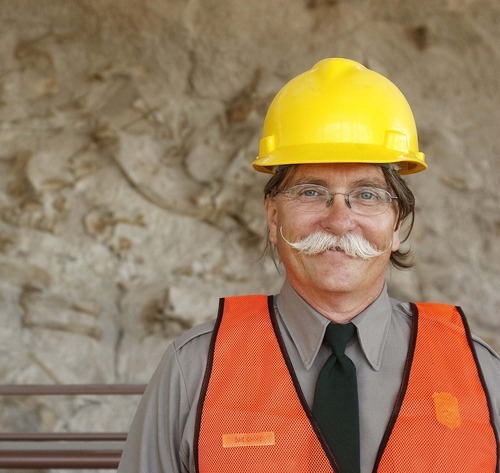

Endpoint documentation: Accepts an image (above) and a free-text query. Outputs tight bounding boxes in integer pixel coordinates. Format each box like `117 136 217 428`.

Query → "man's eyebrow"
291 177 329 186
290 177 389 189
351 178 389 189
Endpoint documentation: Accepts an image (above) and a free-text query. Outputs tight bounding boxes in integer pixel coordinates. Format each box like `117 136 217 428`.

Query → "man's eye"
359 191 376 200
354 188 382 201
300 188 321 197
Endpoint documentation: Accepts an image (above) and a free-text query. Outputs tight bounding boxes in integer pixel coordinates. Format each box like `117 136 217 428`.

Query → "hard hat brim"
252 143 426 175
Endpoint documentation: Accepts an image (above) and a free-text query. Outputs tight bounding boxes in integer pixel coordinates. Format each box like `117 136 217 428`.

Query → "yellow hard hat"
253 58 426 175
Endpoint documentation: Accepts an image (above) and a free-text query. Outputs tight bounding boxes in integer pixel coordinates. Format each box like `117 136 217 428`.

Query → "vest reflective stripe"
377 302 498 472
195 296 498 473
195 295 335 473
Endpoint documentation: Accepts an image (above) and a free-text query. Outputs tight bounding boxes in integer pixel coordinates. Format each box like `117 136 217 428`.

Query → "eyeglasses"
277 184 398 216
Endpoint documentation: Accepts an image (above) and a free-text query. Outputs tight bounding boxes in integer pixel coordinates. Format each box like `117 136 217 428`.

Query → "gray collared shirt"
118 281 500 472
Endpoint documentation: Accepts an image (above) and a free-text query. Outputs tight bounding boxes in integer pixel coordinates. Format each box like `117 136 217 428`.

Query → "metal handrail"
0 384 146 469
0 450 123 469
0 432 128 441
0 383 146 395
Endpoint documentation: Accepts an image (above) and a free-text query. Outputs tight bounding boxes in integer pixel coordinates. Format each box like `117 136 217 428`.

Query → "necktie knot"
324 322 355 358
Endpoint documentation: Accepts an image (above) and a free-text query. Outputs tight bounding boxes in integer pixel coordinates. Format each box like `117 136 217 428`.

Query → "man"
118 58 499 472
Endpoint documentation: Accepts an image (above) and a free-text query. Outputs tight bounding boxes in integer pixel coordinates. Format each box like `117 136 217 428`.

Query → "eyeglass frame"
274 183 399 216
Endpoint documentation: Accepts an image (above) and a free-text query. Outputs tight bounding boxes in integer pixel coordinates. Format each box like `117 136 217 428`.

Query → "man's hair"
263 165 416 270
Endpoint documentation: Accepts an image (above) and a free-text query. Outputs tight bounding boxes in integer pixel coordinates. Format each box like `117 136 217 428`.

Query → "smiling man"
265 163 402 322
118 59 499 473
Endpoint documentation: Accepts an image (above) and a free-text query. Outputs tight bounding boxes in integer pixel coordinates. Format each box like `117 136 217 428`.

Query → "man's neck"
290 281 385 324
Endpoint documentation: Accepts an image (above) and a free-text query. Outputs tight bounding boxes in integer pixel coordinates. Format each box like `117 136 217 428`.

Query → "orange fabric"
196 297 497 472
196 295 334 473
377 302 498 472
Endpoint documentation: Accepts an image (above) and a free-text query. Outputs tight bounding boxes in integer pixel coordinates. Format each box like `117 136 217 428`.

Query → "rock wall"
0 0 499 471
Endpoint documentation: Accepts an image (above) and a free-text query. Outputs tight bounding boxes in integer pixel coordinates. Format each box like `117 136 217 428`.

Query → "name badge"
222 431 276 448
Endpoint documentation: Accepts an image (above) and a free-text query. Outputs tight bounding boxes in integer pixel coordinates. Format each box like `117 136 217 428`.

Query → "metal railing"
0 384 146 469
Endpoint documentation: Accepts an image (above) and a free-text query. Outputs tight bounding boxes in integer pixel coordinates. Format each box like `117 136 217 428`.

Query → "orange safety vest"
195 295 498 472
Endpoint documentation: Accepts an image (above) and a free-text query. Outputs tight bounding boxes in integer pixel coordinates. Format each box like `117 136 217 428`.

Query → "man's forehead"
288 163 387 184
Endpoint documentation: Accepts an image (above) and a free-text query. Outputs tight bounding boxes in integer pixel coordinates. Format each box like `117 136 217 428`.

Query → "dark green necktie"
313 322 360 473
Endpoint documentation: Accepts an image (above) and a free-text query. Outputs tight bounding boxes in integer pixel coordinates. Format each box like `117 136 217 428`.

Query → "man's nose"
320 194 356 233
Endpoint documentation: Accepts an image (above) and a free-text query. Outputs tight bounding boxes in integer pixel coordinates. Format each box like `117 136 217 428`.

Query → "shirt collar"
276 279 392 371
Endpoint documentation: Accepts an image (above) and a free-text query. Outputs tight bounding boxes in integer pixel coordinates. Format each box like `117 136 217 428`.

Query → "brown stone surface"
0 2 499 468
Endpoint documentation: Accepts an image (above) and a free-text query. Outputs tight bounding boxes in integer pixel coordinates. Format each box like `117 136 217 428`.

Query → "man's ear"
391 225 401 252
265 197 279 244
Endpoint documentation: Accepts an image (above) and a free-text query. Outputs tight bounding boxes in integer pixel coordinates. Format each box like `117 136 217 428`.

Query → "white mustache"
279 227 390 259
